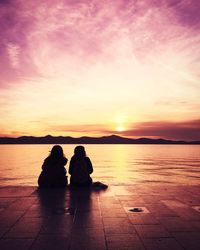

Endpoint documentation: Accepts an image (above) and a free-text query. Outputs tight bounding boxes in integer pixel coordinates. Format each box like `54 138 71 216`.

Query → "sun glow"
113 113 128 133
116 125 126 132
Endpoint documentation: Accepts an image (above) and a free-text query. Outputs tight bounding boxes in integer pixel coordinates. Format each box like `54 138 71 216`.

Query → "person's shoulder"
63 157 68 164
85 157 91 162
44 157 50 163
70 156 76 164
70 155 76 161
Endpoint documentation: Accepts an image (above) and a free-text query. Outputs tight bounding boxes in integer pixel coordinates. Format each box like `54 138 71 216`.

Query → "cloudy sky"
0 0 200 140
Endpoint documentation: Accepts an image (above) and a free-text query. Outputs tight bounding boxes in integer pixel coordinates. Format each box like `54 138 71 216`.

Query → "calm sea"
0 144 199 186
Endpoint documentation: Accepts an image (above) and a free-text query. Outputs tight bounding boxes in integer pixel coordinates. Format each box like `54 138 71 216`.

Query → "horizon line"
0 134 200 143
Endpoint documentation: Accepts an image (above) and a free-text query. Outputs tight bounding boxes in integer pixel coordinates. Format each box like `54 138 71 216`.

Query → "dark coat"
38 157 68 188
69 156 93 186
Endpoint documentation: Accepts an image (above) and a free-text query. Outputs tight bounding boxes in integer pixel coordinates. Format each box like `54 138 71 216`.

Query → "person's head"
49 145 64 159
74 145 86 158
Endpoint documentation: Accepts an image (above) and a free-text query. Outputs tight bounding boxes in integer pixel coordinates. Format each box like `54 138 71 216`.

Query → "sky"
0 0 200 141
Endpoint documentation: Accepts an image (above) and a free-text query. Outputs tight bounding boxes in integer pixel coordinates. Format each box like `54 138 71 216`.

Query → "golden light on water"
113 145 129 183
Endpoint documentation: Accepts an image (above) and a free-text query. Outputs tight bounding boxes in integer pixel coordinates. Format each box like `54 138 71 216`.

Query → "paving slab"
142 238 184 250
106 234 145 250
30 236 70 250
134 224 171 238
0 239 34 250
157 217 198 232
172 232 200 250
128 213 160 225
0 185 199 249
0 187 35 197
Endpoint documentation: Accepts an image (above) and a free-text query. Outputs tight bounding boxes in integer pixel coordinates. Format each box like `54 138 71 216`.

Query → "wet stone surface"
0 185 199 249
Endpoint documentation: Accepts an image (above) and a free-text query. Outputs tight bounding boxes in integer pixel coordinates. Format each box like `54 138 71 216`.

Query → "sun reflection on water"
0 144 200 186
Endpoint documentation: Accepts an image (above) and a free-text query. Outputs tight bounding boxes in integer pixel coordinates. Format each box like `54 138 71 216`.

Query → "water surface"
0 144 199 186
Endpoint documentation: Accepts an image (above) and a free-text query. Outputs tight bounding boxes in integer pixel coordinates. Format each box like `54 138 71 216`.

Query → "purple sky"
0 0 200 140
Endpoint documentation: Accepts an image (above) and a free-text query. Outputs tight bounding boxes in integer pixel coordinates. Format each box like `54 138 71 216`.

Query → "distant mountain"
0 135 199 144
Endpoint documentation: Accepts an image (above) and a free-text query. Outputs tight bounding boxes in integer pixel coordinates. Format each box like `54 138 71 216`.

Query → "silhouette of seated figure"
69 145 108 189
38 145 68 188
69 146 93 187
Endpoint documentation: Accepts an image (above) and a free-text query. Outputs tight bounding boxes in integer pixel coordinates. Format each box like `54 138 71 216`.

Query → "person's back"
38 145 68 188
69 146 93 186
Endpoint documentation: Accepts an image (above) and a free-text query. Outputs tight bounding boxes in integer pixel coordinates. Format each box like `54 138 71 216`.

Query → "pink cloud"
7 43 20 69
47 119 200 141
121 119 200 141
1 0 200 86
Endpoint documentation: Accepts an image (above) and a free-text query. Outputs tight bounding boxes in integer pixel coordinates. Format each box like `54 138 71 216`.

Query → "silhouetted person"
38 145 68 188
69 146 93 187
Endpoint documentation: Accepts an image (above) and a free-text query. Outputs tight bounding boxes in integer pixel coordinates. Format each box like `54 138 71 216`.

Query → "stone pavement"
0 185 200 250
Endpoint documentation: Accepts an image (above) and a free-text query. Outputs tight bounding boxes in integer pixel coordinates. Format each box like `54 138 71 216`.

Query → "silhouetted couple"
38 145 107 189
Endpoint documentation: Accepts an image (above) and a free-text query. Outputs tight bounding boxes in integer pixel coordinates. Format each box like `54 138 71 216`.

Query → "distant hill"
0 135 199 144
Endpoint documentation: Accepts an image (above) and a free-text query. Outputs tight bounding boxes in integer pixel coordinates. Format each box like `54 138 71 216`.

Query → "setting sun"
116 125 126 132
